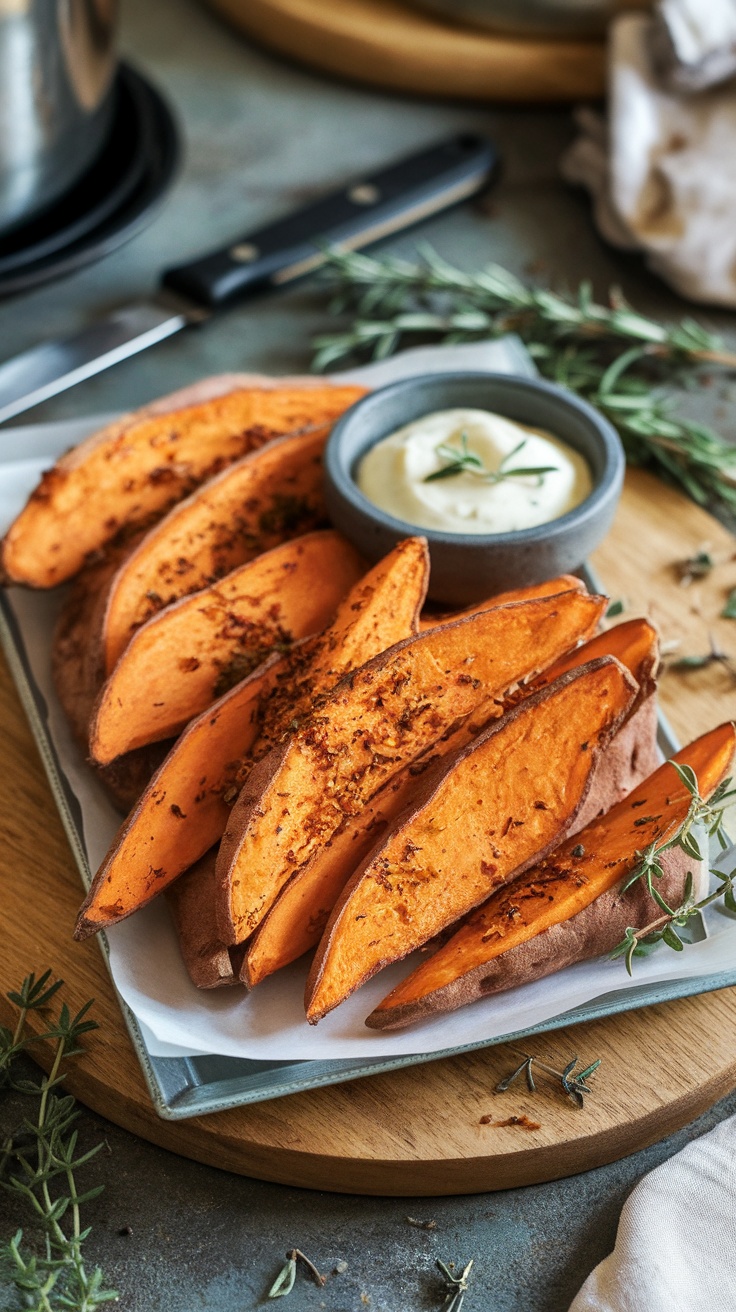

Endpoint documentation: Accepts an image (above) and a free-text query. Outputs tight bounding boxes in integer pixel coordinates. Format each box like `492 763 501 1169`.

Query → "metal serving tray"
4 567 736 1121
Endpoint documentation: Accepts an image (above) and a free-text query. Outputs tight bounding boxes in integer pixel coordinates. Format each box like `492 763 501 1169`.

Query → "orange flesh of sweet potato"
367 722 736 1029
74 658 281 938
89 530 366 763
244 619 660 986
165 850 246 989
74 538 430 939
1 383 365 588
304 657 637 1022
101 426 331 674
418 574 586 630
216 590 607 946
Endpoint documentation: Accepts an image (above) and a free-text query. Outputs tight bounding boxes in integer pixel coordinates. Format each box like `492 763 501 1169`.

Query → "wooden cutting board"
206 0 650 103
2 466 736 1196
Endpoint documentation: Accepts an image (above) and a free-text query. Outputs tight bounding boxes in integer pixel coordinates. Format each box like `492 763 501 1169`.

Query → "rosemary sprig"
495 1048 601 1109
312 246 736 512
0 971 116 1311
424 433 557 485
610 762 736 972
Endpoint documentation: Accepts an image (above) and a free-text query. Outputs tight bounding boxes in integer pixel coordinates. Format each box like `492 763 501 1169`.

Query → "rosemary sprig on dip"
313 246 736 511
611 763 736 973
424 433 558 486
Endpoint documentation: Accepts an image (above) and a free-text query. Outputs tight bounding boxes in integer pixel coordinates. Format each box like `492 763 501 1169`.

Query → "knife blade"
0 134 498 425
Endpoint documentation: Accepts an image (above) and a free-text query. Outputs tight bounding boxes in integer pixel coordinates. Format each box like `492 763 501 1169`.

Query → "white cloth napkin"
561 7 736 307
569 1113 736 1310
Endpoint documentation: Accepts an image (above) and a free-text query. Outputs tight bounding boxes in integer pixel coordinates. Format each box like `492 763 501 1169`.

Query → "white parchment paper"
2 339 735 1062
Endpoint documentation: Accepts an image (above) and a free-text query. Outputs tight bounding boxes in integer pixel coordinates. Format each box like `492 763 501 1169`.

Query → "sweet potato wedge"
305 657 637 1022
101 426 331 674
1 380 365 588
89 530 365 763
367 722 736 1029
244 616 661 987
75 538 430 939
216 589 607 946
418 574 586 630
75 656 281 939
166 850 246 989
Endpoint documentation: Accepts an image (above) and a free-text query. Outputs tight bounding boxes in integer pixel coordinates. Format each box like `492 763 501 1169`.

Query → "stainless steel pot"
0 0 118 237
409 0 647 39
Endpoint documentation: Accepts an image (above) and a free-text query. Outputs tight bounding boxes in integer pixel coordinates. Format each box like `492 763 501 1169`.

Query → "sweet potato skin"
101 426 331 673
166 850 246 989
75 539 430 939
367 846 703 1028
89 530 366 763
1 380 365 588
574 692 660 831
216 590 607 946
304 657 637 1022
367 722 736 1029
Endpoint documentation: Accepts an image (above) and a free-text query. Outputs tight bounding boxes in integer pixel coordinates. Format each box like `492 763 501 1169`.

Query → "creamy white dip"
357 408 592 535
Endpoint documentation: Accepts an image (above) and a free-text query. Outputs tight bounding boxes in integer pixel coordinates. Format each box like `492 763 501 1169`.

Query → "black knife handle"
161 134 498 309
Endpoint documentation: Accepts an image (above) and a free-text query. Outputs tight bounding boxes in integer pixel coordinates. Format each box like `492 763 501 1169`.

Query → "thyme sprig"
436 1259 474 1312
0 971 116 1311
312 246 736 511
424 433 557 485
610 763 736 973
495 1048 601 1109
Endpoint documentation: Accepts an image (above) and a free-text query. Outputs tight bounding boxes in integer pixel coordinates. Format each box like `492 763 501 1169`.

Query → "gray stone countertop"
1 0 735 1308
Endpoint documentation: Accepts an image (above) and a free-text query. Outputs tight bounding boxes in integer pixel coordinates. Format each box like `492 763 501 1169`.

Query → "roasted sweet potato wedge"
367 723 736 1029
245 616 661 987
75 538 430 939
305 657 637 1022
216 589 607 946
1 380 365 588
89 530 365 763
166 850 246 989
418 574 586 630
75 657 281 939
101 427 331 674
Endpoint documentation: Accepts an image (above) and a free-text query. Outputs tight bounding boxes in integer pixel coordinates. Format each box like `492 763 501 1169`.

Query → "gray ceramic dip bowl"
324 372 624 606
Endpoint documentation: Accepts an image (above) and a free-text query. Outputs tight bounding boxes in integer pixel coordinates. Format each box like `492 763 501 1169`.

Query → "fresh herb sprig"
611 764 736 973
495 1049 601 1110
436 1259 474 1312
424 434 557 485
312 246 736 511
0 971 116 1311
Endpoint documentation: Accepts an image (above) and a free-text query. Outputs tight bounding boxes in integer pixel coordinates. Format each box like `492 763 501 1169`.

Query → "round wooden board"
3 466 736 1197
206 0 611 103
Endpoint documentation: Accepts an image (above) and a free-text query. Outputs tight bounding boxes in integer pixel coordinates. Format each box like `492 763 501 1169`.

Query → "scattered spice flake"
406 1216 437 1230
606 599 626 618
480 1114 541 1130
722 588 736 620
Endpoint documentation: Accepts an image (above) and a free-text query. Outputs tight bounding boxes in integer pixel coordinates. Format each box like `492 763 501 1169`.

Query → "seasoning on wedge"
1 380 365 588
101 426 331 674
304 656 637 1023
367 722 736 1030
89 530 365 763
216 590 607 947
74 538 430 939
245 616 660 988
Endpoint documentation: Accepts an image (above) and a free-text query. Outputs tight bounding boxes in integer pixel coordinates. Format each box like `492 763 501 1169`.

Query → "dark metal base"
0 64 180 298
